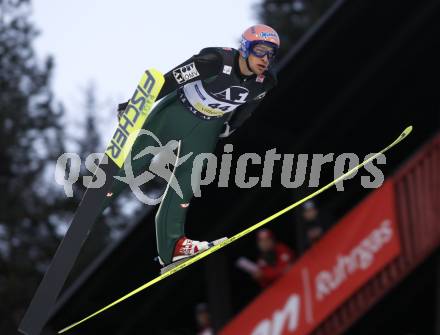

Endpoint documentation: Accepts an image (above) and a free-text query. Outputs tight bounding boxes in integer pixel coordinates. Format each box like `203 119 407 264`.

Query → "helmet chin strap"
245 57 255 75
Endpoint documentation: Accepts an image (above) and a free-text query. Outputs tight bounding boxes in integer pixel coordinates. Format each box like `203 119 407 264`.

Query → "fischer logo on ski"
106 70 161 168
19 69 164 335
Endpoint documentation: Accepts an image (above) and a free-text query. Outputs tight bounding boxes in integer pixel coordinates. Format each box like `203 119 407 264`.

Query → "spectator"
295 200 332 255
195 303 213 335
236 229 294 288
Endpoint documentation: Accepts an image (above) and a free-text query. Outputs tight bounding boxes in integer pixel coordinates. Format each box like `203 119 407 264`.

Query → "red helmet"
239 24 280 59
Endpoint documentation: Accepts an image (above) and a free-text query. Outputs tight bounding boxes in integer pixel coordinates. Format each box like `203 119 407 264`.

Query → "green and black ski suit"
110 47 277 264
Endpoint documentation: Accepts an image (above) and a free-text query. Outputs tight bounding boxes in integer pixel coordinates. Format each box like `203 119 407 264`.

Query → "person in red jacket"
253 229 294 288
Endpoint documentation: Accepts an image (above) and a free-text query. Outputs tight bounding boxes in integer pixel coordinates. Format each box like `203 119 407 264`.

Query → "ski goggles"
250 41 278 59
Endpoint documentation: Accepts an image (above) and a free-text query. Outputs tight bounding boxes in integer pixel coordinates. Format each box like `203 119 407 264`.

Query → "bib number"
207 103 231 112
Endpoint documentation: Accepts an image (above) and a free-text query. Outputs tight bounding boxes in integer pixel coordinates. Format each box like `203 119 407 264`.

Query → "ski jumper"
110 47 277 264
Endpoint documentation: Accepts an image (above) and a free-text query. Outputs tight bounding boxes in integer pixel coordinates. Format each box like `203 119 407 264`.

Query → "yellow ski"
58 126 413 334
19 69 164 335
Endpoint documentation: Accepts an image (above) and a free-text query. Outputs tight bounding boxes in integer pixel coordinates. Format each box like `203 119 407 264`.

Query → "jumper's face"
248 43 277 74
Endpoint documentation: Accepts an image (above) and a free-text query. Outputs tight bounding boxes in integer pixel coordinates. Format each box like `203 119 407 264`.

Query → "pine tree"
0 0 66 331
256 0 335 60
0 2 132 332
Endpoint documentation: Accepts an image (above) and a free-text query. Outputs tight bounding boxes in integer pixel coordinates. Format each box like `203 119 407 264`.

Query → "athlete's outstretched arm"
117 48 223 116
158 48 223 99
219 100 262 138
229 99 261 129
220 71 278 137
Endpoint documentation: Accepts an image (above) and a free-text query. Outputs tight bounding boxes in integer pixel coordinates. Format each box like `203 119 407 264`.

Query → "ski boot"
158 236 227 274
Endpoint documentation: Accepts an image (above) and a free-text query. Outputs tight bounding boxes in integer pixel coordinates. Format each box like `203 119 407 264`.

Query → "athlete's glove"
117 101 129 120
219 122 235 138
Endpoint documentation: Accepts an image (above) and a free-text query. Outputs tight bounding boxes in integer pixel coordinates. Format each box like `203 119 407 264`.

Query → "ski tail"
19 69 165 335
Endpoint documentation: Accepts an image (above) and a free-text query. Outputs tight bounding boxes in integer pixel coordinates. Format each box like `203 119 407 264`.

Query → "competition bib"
183 80 246 117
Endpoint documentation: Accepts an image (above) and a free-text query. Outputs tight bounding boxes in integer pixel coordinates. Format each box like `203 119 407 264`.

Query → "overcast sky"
31 0 260 135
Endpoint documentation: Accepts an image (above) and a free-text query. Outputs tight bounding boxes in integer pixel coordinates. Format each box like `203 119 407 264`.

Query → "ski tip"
397 125 413 142
403 125 413 136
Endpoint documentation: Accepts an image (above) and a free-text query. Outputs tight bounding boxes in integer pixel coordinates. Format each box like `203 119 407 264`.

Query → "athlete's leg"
155 117 225 264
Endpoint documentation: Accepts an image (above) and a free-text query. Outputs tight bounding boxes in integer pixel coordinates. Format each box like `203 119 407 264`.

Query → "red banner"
220 180 401 335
